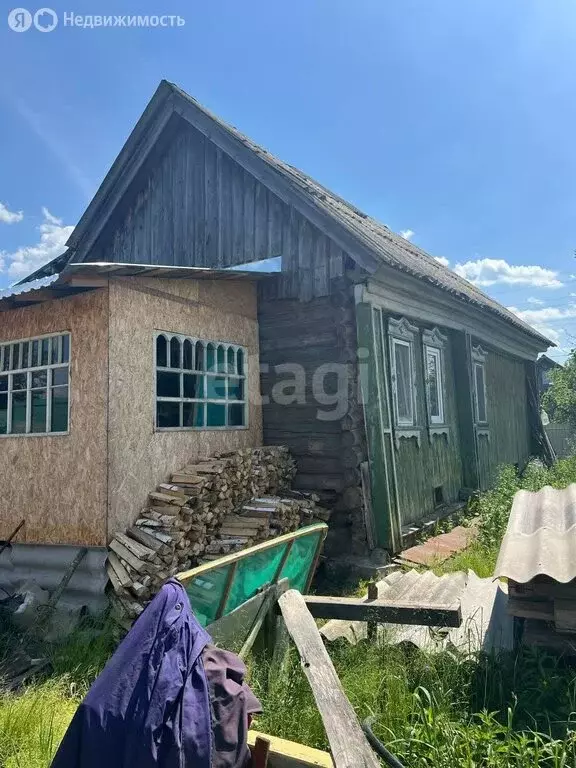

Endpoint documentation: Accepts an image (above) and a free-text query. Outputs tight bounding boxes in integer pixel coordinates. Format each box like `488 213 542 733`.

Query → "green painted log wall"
393 330 463 528
477 346 531 490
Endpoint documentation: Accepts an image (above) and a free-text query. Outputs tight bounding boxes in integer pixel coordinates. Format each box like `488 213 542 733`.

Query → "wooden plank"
278 590 380 768
302 595 462 628
248 731 334 768
507 597 554 621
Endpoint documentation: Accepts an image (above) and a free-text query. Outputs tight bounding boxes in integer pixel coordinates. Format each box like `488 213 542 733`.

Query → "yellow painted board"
248 730 334 768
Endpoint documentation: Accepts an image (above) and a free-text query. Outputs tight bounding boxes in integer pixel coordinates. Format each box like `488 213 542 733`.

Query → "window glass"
157 371 180 398
425 346 444 423
51 386 68 432
31 390 47 433
393 340 413 424
207 403 226 427
156 335 167 368
157 401 180 428
183 373 203 399
183 402 204 427
11 391 27 434
170 337 181 369
0 393 7 434
183 339 193 370
0 333 70 436
206 376 226 400
475 363 487 423
155 333 247 430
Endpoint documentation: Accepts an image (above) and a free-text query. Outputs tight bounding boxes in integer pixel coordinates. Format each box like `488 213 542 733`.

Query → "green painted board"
177 523 327 628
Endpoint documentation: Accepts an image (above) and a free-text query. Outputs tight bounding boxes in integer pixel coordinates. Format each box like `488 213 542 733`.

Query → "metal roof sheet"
494 485 576 583
0 274 58 299
65 262 275 280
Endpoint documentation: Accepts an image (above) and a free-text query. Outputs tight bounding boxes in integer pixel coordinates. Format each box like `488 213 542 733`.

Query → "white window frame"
154 331 248 431
424 345 444 424
472 345 488 425
0 331 71 438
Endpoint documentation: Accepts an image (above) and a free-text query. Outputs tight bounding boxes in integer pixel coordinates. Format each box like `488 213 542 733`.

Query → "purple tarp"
51 579 212 768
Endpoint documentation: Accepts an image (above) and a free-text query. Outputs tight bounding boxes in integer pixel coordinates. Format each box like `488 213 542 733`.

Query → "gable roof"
22 80 552 347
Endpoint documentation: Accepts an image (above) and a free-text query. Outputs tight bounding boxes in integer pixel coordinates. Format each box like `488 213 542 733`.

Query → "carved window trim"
472 345 488 426
389 318 418 429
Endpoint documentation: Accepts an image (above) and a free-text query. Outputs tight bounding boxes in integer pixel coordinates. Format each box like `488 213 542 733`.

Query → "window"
392 338 414 425
155 332 247 430
472 345 488 424
425 346 444 424
0 333 70 436
474 362 487 423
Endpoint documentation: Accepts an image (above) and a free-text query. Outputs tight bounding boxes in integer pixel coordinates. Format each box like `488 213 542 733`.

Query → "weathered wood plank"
303 594 462 627
278 589 380 768
248 730 334 768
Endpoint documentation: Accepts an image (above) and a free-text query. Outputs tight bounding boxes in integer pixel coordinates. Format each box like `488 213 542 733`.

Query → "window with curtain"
155 332 247 430
0 333 70 436
392 338 414 425
425 345 444 424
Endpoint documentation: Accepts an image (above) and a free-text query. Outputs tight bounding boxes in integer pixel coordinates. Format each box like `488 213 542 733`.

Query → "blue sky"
1 0 576 359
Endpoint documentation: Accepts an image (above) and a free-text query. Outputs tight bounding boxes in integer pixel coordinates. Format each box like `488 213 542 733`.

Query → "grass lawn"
3 457 576 767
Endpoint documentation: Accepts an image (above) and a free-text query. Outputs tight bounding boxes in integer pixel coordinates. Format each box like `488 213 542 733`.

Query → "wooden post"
367 581 378 641
279 589 380 768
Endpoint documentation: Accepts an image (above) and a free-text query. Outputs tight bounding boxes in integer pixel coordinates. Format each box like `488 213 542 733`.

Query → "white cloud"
0 202 23 224
454 258 562 288
1 208 73 278
507 303 576 345
400 229 414 241
527 296 544 305
435 256 450 267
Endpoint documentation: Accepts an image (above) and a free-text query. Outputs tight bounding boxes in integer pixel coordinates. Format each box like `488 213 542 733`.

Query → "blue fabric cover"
51 579 212 768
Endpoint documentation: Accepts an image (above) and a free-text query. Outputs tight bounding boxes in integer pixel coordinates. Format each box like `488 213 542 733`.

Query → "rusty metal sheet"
495 484 576 583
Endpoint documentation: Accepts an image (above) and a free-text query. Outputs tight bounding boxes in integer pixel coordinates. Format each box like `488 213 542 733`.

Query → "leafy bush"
473 456 576 551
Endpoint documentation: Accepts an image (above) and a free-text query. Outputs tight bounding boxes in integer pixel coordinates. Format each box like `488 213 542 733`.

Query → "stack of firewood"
106 447 329 627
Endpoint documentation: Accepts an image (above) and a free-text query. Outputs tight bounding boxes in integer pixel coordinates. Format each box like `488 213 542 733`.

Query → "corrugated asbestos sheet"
495 484 576 583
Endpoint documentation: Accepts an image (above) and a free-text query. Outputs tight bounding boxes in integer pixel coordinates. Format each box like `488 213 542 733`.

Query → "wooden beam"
278 590 380 768
248 730 334 768
302 595 462 628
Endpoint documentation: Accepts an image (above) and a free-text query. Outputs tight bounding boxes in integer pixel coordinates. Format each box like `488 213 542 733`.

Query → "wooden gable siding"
477 347 531 490
88 117 347 300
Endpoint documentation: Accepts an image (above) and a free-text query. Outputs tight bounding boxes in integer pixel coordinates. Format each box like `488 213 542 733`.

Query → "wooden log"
302 595 462 628
278 590 380 768
109 538 152 574
107 551 132 589
114 533 156 562
127 526 170 555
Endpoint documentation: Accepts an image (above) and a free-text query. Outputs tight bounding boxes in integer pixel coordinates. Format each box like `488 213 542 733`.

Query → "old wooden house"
2 81 551 571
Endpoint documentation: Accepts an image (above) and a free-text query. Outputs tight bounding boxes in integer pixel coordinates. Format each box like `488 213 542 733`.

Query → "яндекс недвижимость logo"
8 7 58 32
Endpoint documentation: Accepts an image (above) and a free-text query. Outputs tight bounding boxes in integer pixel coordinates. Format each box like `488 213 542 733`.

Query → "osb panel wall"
0 289 109 545
107 277 262 538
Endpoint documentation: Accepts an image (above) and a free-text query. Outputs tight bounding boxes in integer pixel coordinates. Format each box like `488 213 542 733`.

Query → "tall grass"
252 641 576 767
0 619 115 767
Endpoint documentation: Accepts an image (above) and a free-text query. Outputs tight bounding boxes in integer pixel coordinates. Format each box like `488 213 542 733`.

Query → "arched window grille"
155 332 247 430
